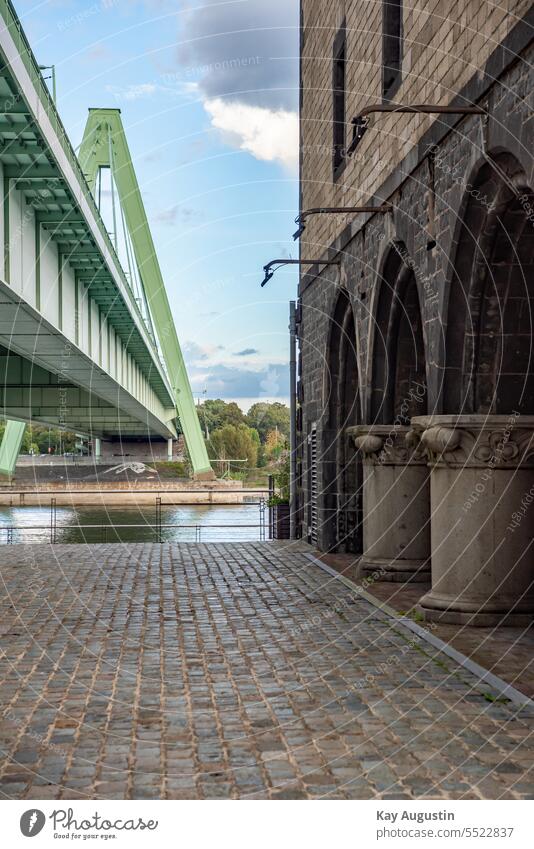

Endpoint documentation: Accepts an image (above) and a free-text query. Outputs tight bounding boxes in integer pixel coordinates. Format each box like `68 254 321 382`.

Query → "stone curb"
304 553 534 711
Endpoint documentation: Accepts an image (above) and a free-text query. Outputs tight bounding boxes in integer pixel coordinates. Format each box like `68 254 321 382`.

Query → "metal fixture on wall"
260 259 340 287
347 103 486 155
293 204 393 239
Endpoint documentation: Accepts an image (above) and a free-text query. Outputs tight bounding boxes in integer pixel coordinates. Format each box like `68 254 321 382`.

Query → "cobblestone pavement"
0 542 532 800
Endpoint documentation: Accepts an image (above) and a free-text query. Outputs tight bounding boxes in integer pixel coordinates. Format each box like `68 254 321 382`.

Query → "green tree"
264 428 287 462
30 426 77 454
246 402 290 443
269 452 290 504
208 424 258 470
0 422 80 455
197 399 245 436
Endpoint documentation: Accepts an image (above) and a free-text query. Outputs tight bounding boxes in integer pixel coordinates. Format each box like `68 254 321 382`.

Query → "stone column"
411 415 534 626
347 425 430 582
167 438 174 462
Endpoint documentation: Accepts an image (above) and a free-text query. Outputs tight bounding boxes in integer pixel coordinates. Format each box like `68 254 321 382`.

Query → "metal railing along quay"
0 487 276 545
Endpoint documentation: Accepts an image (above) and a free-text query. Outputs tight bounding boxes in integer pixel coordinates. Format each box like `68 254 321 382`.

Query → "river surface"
0 503 266 544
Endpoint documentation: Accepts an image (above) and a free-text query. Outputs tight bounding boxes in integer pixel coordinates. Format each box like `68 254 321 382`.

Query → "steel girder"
0 20 173 407
0 419 25 476
78 109 213 478
0 0 185 469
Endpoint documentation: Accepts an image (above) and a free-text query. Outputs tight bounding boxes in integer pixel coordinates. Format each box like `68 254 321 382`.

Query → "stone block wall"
297 1 534 549
300 0 531 259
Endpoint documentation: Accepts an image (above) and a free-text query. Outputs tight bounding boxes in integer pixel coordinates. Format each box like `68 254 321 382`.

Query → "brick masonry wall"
297 1 534 547
300 0 531 257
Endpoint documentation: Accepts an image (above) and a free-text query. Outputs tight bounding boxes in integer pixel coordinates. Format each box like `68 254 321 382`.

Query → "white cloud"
105 83 158 102
188 361 289 402
177 0 298 112
153 204 202 226
204 98 298 172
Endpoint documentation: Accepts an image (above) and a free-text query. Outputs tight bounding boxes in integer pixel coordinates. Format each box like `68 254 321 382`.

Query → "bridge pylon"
78 109 214 479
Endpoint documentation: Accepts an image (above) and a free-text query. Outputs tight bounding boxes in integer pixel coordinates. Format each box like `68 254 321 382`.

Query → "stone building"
296 1 534 625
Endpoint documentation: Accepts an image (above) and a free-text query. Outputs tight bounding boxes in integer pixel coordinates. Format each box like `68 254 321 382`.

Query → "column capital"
411 414 534 468
347 424 426 466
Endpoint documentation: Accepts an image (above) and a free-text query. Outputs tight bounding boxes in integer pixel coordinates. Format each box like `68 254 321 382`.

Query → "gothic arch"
370 242 427 423
444 151 534 414
322 288 362 552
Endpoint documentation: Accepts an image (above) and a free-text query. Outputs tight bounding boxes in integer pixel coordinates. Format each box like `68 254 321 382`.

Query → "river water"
0 503 266 544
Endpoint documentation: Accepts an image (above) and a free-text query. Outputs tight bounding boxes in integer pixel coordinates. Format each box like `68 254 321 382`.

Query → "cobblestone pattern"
0 542 532 800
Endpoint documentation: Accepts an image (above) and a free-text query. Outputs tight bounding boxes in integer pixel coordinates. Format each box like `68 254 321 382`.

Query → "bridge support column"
0 420 26 477
167 438 173 462
349 425 431 582
412 415 534 626
94 438 101 461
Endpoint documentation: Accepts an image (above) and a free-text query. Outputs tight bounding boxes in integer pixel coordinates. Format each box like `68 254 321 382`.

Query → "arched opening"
421 153 534 626
322 290 362 552
371 244 427 423
358 244 430 582
444 153 534 414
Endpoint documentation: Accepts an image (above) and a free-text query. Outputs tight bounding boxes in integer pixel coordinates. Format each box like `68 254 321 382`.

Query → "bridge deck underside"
0 282 175 437
0 12 177 439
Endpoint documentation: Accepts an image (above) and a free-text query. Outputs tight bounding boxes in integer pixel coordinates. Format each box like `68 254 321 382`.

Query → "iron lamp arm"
347 104 486 156
261 258 339 287
293 204 392 239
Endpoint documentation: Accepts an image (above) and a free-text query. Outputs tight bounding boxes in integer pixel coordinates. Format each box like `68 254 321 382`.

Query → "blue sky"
16 0 299 410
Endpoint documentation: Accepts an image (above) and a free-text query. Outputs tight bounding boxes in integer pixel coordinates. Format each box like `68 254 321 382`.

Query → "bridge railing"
0 0 162 363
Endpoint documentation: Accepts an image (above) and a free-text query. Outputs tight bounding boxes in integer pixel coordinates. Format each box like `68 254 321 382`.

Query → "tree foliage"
246 402 290 443
197 399 245 435
197 400 290 470
264 428 287 461
0 421 78 455
207 423 259 469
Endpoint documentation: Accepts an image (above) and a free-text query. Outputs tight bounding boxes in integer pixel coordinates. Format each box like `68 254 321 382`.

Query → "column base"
359 556 431 583
411 414 534 627
193 469 216 481
418 591 534 627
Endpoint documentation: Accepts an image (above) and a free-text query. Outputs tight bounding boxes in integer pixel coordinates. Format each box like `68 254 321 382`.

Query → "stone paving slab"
319 550 534 699
0 542 532 800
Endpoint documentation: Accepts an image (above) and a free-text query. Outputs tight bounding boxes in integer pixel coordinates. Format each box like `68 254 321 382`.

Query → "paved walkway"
320 552 534 699
0 542 532 800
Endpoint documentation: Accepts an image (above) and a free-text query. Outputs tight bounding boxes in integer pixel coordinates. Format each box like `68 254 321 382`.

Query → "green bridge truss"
78 109 212 479
0 103 213 478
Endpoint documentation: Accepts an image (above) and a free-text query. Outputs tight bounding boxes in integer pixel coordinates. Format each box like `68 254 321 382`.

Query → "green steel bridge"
0 0 213 477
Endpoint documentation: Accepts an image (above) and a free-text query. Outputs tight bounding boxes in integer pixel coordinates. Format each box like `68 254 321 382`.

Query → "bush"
154 460 189 478
268 452 290 505
208 424 259 469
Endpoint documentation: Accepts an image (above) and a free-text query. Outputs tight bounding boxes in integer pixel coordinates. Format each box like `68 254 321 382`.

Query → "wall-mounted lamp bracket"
293 204 392 240
347 103 486 156
261 258 339 287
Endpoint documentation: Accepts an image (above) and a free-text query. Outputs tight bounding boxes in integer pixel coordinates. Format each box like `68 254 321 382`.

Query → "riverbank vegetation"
197 399 290 480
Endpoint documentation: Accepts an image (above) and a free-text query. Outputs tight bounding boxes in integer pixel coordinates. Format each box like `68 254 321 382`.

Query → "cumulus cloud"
204 98 298 171
183 338 288 400
177 0 298 111
84 44 112 62
183 340 210 362
174 0 299 169
189 362 289 400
